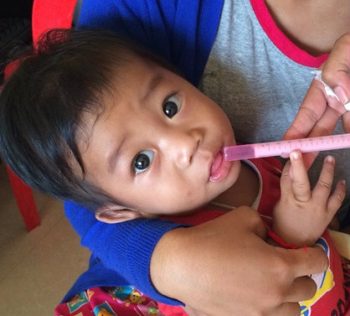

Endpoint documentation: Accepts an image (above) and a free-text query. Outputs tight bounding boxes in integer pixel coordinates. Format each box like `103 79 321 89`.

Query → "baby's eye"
163 94 181 118
133 150 154 174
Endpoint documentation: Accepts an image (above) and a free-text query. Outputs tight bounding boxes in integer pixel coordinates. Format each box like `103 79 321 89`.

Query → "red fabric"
158 303 187 316
55 286 161 316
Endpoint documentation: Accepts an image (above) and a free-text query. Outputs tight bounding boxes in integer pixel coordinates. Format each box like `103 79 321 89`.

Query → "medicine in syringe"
223 134 350 161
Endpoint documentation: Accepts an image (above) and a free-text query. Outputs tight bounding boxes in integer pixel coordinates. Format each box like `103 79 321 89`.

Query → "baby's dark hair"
0 28 169 210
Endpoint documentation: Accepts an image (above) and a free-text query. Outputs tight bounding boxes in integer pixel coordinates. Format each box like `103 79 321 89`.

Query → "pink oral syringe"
223 133 350 161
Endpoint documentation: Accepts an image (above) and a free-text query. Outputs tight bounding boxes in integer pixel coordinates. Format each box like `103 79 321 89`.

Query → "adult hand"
150 206 328 316
284 33 350 167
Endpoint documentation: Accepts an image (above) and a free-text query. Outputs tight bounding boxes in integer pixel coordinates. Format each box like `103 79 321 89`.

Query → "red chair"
6 166 40 231
3 0 77 231
32 0 77 45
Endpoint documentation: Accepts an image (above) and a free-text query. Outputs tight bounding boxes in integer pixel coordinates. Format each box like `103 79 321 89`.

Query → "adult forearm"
150 207 328 316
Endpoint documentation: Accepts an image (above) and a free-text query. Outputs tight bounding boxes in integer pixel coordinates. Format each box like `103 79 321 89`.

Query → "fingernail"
344 101 350 111
325 155 335 164
334 86 350 105
290 151 300 160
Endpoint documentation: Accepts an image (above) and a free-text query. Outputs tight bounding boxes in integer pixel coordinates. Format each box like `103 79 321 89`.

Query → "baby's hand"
273 151 346 247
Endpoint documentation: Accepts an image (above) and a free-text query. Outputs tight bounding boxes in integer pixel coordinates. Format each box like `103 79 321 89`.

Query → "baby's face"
79 55 241 215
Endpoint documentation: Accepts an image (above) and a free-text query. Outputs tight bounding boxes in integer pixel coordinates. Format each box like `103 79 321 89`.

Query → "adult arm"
151 207 328 316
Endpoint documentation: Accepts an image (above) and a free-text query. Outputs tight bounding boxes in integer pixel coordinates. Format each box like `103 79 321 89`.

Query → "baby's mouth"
209 151 224 182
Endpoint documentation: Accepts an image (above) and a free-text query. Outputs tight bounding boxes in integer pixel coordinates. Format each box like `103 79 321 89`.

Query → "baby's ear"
95 204 144 224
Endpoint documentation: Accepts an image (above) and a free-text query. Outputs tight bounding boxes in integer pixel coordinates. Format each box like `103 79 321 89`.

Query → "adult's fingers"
342 111 350 133
284 276 317 302
322 33 350 130
306 102 343 137
283 80 335 169
301 102 341 169
264 249 323 316
285 33 350 141
284 80 327 140
269 303 301 316
321 33 350 100
278 246 328 279
286 79 342 139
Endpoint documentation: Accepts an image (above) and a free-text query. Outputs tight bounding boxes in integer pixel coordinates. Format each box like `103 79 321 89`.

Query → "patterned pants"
54 286 187 316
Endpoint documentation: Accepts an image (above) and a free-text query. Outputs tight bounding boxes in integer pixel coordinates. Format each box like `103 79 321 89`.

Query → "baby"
0 29 348 316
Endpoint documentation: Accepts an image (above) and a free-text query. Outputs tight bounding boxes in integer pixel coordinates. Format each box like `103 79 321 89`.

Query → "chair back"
32 0 77 46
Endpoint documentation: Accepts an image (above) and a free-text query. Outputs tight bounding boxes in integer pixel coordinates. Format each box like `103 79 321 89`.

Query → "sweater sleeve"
64 200 184 304
77 0 223 85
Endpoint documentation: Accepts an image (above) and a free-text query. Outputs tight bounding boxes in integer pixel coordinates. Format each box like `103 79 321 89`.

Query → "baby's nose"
159 130 200 169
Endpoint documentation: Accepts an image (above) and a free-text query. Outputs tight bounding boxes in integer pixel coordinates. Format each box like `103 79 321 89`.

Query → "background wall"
0 0 33 84
0 0 33 18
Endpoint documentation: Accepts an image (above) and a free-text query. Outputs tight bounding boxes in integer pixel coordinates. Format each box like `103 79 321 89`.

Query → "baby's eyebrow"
107 136 126 173
140 73 163 104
